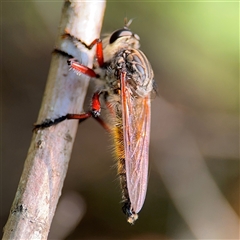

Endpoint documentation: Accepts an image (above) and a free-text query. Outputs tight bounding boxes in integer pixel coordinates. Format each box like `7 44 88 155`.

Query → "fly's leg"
58 31 105 78
34 34 108 131
34 92 109 132
61 36 110 132
53 49 98 78
62 31 104 67
33 112 92 131
67 58 97 78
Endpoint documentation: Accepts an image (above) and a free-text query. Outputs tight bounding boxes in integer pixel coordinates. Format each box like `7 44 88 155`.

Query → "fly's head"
103 25 140 62
104 20 155 99
109 27 140 49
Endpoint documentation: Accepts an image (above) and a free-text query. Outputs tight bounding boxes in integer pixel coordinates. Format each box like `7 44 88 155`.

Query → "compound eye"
109 29 133 44
133 33 140 41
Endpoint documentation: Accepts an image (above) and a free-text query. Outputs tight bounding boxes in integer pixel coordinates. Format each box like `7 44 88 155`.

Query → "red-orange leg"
34 33 108 132
34 91 110 133
68 59 97 77
63 32 104 67
88 38 104 67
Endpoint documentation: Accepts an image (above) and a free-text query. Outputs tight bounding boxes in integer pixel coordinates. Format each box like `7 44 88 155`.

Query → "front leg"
62 31 104 67
34 33 107 131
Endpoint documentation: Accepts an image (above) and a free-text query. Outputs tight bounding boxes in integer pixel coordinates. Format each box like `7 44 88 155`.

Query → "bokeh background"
2 1 239 239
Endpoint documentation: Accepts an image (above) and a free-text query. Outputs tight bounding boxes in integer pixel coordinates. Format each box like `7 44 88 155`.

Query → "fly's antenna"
124 17 134 29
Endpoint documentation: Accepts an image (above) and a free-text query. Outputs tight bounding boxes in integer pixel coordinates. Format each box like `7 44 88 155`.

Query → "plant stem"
2 1 106 239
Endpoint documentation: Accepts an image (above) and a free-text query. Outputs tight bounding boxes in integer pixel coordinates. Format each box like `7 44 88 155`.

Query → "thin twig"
2 1 106 239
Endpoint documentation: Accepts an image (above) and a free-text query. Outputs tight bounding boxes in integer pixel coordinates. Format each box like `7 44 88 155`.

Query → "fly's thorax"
126 49 154 98
107 48 154 98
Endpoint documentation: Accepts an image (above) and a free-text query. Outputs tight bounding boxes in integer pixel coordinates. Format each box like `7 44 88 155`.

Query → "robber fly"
35 19 155 224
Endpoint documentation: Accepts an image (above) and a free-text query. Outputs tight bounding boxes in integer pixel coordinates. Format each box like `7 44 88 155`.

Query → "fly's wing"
121 72 151 214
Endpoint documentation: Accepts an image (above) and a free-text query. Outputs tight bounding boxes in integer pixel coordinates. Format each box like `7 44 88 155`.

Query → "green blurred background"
2 1 239 239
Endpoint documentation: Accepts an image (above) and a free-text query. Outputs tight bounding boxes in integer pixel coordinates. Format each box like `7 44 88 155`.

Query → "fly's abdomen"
112 119 129 203
111 114 139 224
